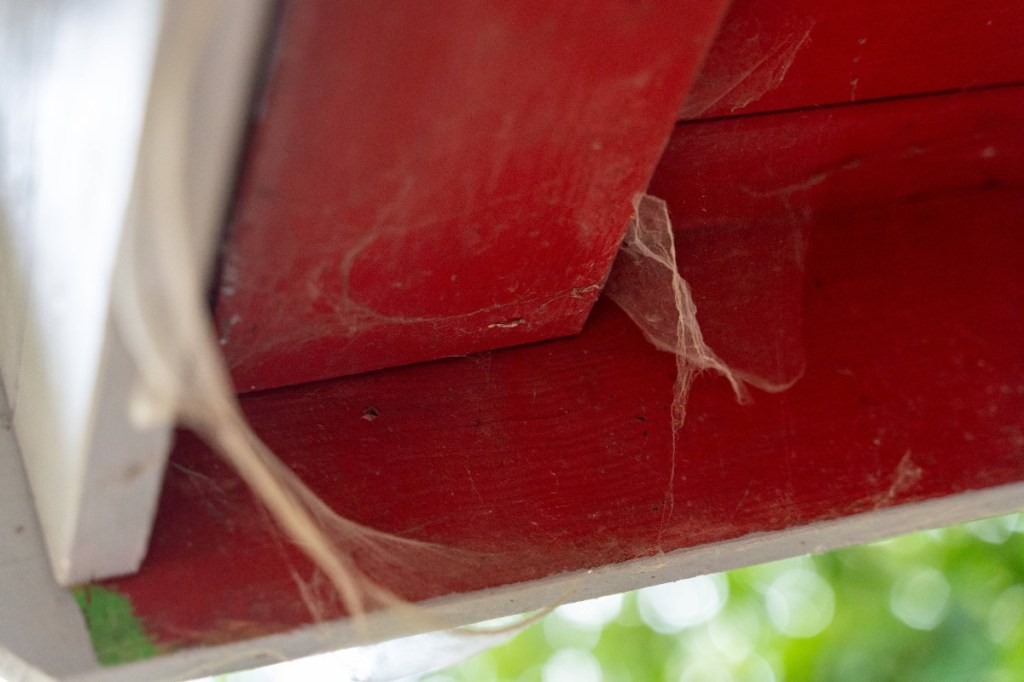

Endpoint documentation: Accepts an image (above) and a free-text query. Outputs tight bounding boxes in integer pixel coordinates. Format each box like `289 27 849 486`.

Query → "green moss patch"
72 585 160 666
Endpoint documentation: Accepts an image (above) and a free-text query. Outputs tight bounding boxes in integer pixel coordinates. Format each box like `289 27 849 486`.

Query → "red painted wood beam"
214 0 730 393
681 0 1024 119
97 86 1024 654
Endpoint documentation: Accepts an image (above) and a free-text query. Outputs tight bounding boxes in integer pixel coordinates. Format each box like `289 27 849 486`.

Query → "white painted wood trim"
82 485 1024 682
0 0 270 585
0 381 101 682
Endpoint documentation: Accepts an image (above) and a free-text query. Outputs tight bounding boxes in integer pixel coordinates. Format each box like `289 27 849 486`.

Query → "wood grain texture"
214 0 730 393
681 0 1024 119
93 86 1024 657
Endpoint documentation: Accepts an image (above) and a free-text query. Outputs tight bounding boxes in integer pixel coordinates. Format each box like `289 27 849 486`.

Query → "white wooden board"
0 0 269 584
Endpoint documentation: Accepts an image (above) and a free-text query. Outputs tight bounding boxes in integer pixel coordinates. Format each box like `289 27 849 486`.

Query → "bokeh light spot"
542 648 602 682
889 567 950 630
735 654 777 682
708 606 759 662
987 584 1024 644
677 657 735 682
637 574 729 634
965 515 1018 545
766 568 835 638
556 593 623 630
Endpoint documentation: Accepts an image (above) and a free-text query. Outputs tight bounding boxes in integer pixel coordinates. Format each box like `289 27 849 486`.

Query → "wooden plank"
5 400 1023 682
681 0 1024 119
0 384 98 682
657 85 1024 393
2 383 515 682
77 87 1024 666
0 0 169 586
0 0 269 584
657 87 1024 230
214 0 730 393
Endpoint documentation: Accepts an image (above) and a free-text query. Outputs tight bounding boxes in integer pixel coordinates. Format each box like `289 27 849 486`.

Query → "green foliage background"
422 513 1024 682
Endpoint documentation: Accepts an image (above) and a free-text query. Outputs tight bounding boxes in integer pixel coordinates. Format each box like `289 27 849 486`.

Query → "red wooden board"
214 0 729 393
681 0 1024 119
95 86 1024 655
658 87 1024 388
658 87 1024 234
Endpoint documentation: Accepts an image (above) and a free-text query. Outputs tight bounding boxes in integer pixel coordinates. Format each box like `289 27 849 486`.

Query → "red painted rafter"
681 0 1024 119
214 0 730 393
97 86 1024 654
